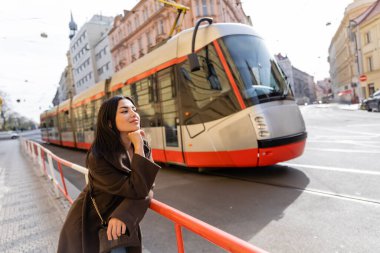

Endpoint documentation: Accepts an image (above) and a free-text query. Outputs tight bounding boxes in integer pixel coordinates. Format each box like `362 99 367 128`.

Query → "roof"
352 0 380 24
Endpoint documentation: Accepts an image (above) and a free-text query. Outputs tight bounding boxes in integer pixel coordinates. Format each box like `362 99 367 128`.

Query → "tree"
0 90 11 131
0 90 37 131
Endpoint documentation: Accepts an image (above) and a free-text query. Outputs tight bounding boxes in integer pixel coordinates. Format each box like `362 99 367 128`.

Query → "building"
69 15 114 94
275 53 316 105
94 34 114 82
351 0 380 98
315 78 332 103
328 0 376 102
109 0 251 72
293 67 316 104
54 51 76 105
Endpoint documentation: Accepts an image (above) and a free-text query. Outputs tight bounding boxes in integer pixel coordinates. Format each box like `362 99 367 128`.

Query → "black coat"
57 151 160 253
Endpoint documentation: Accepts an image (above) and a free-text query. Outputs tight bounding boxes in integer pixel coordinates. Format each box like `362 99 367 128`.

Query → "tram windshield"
221 35 292 105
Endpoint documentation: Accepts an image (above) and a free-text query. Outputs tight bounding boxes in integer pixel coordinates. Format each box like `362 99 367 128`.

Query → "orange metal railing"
21 138 268 253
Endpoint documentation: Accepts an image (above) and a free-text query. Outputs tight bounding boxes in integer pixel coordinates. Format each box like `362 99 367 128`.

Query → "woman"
58 95 160 253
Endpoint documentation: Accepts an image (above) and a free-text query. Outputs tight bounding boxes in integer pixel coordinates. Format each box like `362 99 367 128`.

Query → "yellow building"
353 0 380 97
329 0 376 102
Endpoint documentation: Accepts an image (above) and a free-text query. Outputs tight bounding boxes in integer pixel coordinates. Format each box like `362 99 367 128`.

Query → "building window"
146 32 151 46
202 0 208 16
210 0 215 15
365 31 371 44
158 20 164 35
196 0 201 16
368 83 375 96
131 42 136 57
135 15 140 28
127 22 132 33
143 7 148 21
367 56 373 71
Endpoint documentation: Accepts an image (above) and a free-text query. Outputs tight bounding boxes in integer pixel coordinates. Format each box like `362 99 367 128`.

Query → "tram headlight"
254 116 265 123
259 131 270 137
253 116 270 138
257 123 266 129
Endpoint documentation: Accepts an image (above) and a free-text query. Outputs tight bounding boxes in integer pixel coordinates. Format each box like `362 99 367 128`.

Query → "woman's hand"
127 130 145 156
107 218 126 240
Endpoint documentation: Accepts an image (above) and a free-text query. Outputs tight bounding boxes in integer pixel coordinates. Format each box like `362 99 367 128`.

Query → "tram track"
204 170 380 206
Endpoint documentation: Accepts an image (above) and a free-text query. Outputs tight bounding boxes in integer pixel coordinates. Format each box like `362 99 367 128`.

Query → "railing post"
36 145 45 176
57 161 69 198
85 173 89 185
27 141 32 157
47 153 60 198
23 139 27 153
31 143 37 165
175 224 185 253
41 149 48 176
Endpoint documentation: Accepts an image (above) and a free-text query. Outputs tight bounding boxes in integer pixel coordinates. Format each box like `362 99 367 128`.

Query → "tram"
40 20 307 168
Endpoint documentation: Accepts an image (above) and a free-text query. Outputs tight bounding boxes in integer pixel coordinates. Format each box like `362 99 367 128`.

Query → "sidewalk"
315 102 360 111
0 140 69 253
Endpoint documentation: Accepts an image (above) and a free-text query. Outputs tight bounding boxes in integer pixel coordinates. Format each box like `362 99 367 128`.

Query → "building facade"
69 15 114 94
109 0 251 72
292 67 316 104
94 34 114 82
328 0 376 102
352 0 380 98
315 78 332 103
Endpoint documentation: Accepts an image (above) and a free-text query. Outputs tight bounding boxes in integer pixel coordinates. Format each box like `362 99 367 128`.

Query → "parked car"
364 90 380 112
0 131 19 140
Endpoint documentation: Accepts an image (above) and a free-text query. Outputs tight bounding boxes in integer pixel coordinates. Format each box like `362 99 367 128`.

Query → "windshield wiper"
270 60 288 99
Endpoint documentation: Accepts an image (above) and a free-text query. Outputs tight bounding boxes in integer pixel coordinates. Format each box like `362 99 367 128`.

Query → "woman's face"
115 98 140 133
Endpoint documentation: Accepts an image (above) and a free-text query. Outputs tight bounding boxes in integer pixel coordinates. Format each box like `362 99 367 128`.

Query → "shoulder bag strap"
88 172 107 227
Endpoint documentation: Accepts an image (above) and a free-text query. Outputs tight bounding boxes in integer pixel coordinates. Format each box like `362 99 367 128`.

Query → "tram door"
156 67 184 164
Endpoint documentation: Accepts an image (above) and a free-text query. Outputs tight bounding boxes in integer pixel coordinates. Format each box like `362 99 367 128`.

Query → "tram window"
112 89 123 97
179 43 240 124
132 78 156 127
58 110 72 132
121 85 132 97
157 68 179 147
220 35 292 105
74 106 84 135
93 98 103 127
83 102 95 131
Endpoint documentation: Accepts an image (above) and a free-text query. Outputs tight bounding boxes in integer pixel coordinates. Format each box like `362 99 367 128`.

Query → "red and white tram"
41 20 307 168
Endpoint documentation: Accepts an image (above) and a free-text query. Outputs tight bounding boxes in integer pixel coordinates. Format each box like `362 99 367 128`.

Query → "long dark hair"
86 95 135 165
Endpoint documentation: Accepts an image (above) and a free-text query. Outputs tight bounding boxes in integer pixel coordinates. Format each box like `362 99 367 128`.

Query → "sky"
0 0 354 122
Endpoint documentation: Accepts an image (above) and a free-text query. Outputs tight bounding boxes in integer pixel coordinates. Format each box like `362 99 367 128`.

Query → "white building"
94 34 114 82
69 15 114 94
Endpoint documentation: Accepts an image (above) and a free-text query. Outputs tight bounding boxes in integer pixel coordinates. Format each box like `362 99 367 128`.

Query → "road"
27 104 380 253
